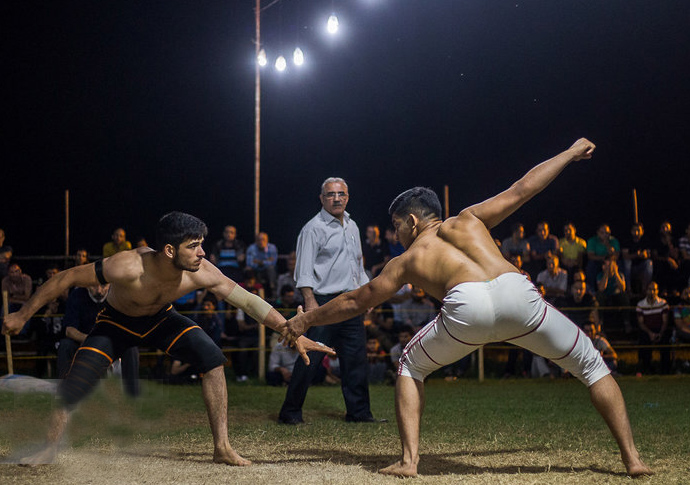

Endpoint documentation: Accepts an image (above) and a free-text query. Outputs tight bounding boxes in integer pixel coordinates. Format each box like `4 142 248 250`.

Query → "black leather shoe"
278 416 304 425
345 416 388 423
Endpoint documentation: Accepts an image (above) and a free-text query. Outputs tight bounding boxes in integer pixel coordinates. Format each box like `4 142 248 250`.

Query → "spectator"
636 281 671 375
270 285 300 348
536 255 568 302
509 254 531 280
209 225 246 283
102 227 132 257
596 255 631 334
0 228 13 280
362 224 390 279
31 267 66 378
398 286 438 330
57 283 140 396
557 279 599 330
389 325 415 374
558 222 587 274
135 237 148 248
384 226 405 258
366 336 388 384
193 298 223 348
673 285 690 344
679 222 690 288
246 232 278 299
526 221 558 278
267 341 300 386
276 251 303 305
586 224 620 289
501 222 530 261
652 221 680 295
2 263 33 313
278 176 377 425
230 274 264 382
621 222 653 297
73 248 90 268
584 323 618 374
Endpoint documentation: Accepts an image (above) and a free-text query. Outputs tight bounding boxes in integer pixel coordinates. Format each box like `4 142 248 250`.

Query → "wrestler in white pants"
399 272 610 387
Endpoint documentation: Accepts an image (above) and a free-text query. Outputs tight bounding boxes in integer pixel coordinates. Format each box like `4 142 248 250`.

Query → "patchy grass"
1 374 688 484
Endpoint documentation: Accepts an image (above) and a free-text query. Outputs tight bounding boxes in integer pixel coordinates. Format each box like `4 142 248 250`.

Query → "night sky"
3 1 689 264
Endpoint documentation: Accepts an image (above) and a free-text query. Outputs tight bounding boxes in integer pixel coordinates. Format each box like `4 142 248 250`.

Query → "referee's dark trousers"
279 293 373 422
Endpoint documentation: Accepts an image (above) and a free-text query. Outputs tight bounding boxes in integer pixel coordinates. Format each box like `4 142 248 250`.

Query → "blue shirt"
295 208 369 295
246 242 278 269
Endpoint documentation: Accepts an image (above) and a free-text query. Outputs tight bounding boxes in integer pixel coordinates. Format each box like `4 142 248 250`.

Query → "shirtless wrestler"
285 139 652 478
2 212 334 466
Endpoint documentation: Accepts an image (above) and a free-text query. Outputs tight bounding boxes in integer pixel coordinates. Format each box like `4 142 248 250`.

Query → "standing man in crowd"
285 140 651 478
278 177 380 424
3 212 333 466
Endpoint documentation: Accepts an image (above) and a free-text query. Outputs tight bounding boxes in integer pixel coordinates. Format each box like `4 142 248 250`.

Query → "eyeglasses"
323 191 348 199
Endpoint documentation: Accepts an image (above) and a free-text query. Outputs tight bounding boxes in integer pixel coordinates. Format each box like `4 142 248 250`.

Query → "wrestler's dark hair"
388 187 442 221
155 212 208 251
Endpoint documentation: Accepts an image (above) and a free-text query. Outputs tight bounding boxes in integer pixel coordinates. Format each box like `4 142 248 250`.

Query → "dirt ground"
1 440 672 485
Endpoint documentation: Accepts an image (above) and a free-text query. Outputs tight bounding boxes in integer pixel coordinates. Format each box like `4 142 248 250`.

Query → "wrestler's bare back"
392 210 517 302
104 246 230 317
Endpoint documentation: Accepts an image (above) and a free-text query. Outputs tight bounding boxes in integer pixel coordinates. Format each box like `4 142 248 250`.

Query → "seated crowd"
1 217 690 380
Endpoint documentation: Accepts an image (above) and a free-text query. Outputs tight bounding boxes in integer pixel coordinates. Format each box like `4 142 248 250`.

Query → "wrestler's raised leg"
589 375 652 477
379 375 424 477
19 408 70 465
202 365 251 466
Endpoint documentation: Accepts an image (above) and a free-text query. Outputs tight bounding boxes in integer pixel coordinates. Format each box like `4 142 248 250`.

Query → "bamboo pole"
3 291 13 375
633 188 639 224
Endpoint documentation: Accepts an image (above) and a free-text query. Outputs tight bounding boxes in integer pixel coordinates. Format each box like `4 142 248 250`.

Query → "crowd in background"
1 216 690 382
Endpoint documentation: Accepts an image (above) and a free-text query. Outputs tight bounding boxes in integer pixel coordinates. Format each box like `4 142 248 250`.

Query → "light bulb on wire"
293 47 304 66
257 49 267 67
275 55 287 72
327 14 339 34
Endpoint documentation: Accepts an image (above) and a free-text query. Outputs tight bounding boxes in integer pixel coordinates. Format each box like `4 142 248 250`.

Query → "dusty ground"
0 440 673 485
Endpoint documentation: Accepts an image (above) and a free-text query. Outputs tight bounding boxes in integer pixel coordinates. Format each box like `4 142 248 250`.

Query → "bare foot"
378 460 418 477
19 445 58 466
213 448 252 466
626 461 654 478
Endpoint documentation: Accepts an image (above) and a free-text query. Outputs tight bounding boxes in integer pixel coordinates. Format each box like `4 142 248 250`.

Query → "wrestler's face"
391 214 415 249
171 237 206 272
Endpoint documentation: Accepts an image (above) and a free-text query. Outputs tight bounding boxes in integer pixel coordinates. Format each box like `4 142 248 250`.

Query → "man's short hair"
388 187 442 221
155 212 208 251
321 177 348 194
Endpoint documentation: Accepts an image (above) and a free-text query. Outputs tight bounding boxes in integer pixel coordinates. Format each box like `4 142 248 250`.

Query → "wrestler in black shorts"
59 302 226 409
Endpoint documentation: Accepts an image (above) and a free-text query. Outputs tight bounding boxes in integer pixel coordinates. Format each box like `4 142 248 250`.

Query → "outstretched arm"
467 138 595 229
2 263 100 335
205 262 334 364
286 258 407 340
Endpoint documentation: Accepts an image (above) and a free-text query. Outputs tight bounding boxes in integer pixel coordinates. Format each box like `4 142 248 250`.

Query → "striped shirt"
636 297 669 332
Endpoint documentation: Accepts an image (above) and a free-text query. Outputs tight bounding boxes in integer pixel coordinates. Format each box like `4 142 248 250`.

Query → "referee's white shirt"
295 208 369 295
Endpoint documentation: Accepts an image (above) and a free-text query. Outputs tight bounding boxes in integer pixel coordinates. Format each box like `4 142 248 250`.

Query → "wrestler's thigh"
402 317 478 379
509 306 581 360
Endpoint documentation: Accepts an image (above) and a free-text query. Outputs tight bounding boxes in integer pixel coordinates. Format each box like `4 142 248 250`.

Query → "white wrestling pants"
399 272 610 387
